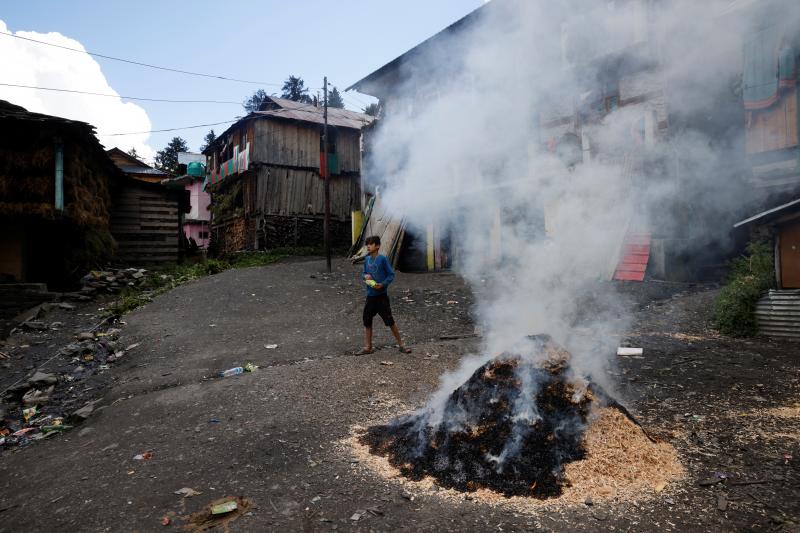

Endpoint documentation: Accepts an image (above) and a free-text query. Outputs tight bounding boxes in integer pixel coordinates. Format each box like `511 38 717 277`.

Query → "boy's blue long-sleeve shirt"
363 254 395 296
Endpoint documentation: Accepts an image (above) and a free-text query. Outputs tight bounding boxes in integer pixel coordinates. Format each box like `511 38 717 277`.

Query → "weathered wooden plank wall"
110 182 180 264
746 90 798 154
251 120 361 172
251 166 360 220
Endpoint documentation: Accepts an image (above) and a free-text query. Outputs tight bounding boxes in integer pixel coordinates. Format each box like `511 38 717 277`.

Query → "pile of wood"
257 214 350 250
350 196 406 266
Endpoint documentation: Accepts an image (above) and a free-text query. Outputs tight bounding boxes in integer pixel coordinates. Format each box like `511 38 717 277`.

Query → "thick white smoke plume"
365 0 798 429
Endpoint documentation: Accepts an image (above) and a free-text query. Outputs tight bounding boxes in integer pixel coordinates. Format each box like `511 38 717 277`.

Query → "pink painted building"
183 177 211 248
163 172 211 249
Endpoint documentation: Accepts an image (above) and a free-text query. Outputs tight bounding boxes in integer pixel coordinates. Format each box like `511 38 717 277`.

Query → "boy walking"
358 236 412 355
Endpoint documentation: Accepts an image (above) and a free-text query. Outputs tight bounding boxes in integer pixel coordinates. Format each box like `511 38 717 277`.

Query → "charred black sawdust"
359 335 650 499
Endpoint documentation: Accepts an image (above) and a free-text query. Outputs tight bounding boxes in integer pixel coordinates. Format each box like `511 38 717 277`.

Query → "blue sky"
0 0 483 159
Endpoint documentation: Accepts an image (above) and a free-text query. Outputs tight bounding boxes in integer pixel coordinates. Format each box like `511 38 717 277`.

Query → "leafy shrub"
713 240 775 336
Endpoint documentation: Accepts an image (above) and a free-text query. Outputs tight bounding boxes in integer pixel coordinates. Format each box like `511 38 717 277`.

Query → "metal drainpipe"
54 139 64 212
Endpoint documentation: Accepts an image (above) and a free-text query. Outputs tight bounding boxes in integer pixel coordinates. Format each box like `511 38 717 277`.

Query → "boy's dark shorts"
363 294 395 328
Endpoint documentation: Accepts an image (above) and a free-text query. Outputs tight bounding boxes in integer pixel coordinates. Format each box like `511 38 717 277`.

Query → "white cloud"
0 20 155 162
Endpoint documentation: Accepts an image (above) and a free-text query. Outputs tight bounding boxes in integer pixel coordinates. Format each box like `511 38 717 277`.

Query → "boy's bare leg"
390 324 411 352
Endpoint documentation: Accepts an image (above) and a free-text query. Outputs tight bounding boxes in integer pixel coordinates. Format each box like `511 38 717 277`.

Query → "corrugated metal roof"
118 165 170 176
204 96 374 154
733 198 800 228
254 96 374 130
346 2 490 97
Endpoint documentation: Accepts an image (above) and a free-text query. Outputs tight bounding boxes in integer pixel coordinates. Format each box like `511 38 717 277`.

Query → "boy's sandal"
398 346 412 354
356 348 374 355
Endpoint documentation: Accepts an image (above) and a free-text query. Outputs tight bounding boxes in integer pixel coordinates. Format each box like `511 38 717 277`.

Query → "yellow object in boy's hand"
365 279 378 288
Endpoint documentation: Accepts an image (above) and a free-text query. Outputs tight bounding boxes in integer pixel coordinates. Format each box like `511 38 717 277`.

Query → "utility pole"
323 77 332 272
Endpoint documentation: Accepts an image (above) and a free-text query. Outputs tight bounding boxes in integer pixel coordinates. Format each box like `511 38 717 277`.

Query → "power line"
0 30 283 86
98 119 239 136
0 82 243 104
98 100 374 137
342 96 374 112
342 91 372 108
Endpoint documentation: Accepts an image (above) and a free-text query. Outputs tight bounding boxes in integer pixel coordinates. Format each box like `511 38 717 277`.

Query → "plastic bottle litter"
220 367 244 378
219 363 258 378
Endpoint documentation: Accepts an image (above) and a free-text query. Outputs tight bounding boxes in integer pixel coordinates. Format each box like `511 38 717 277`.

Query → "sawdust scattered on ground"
343 406 685 512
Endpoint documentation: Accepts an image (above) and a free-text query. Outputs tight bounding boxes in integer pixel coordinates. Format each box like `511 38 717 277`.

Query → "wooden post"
323 77 331 273
427 223 435 272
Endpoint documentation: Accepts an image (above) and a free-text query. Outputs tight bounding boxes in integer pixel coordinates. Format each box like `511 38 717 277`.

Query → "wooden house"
202 96 373 254
734 198 800 340
348 0 778 281
0 100 119 289
725 0 800 340
107 147 171 184
736 0 800 191
106 149 187 264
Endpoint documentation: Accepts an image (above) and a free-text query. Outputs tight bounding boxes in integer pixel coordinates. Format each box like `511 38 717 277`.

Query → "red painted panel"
614 270 646 281
618 262 647 273
624 244 651 255
622 253 650 265
613 232 651 282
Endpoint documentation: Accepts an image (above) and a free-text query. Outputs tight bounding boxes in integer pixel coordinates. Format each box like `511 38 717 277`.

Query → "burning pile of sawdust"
358 335 683 502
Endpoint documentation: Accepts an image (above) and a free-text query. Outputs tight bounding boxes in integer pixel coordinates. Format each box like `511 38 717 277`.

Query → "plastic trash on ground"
211 500 238 515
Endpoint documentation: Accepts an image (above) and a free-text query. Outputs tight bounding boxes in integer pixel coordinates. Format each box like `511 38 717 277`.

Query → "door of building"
780 220 800 288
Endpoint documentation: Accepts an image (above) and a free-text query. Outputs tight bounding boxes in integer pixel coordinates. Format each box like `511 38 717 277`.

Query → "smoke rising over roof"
360 0 799 416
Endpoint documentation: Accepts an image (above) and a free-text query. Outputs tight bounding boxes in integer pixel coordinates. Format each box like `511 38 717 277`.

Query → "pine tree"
154 137 189 174
243 89 269 113
363 103 380 117
281 75 313 104
328 87 345 109
200 129 217 152
126 147 141 160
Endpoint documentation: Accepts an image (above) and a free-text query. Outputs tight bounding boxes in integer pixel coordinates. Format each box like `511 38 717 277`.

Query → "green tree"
327 87 345 109
200 129 217 152
363 103 380 117
154 137 189 174
243 89 269 113
126 147 141 160
281 75 313 104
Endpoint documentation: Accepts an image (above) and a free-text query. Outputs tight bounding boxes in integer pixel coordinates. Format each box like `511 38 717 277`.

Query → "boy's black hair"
365 235 381 246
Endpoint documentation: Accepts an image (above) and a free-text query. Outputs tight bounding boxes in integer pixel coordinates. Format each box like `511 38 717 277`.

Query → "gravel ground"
0 257 797 532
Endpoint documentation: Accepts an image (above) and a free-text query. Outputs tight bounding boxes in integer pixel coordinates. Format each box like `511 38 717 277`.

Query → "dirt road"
0 258 797 531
